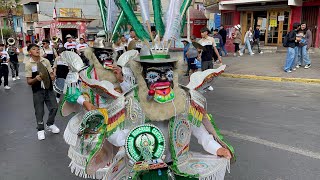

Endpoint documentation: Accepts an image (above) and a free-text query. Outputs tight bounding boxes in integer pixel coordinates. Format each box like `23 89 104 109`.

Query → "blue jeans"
297 46 311 66
219 44 228 56
284 47 298 71
240 39 253 54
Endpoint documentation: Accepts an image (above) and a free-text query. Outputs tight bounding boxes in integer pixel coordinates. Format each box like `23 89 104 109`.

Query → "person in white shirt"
64 34 77 51
40 39 58 66
76 38 89 66
76 38 89 53
0 44 11 89
23 41 31 63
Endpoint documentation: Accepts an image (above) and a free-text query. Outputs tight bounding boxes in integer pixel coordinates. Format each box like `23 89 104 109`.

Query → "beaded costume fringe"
69 161 107 179
68 146 88 166
199 160 230 180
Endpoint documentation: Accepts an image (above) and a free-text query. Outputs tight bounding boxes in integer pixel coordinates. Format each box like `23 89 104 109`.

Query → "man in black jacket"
283 22 301 73
218 25 228 56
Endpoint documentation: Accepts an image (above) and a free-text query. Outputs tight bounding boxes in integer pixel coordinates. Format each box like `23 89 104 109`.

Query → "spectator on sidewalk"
213 29 223 59
240 27 254 56
0 44 11 90
284 22 300 73
219 25 228 56
252 25 263 54
296 22 312 69
182 39 191 76
232 25 242 57
25 44 59 140
23 41 31 63
198 27 222 71
7 44 20 81
185 36 199 76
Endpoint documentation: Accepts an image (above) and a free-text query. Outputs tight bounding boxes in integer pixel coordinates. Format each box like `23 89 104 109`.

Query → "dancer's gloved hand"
216 147 232 159
112 65 124 83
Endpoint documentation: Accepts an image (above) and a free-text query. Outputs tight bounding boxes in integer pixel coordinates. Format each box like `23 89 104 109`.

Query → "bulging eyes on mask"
95 50 114 70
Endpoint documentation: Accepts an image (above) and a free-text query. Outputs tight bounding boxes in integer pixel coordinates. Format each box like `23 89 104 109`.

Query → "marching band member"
40 39 58 67
64 34 77 51
7 43 20 81
0 44 11 90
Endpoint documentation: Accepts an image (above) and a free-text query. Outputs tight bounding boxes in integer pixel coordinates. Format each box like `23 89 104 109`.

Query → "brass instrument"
7 38 16 56
52 36 58 43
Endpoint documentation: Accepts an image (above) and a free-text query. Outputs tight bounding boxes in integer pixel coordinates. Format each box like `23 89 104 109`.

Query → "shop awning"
56 24 79 29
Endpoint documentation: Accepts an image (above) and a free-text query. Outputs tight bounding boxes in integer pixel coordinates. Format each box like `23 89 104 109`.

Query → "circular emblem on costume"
125 124 165 162
173 120 191 148
80 110 105 133
190 162 209 170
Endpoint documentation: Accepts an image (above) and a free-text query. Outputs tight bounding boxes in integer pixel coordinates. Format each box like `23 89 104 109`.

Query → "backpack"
283 33 290 47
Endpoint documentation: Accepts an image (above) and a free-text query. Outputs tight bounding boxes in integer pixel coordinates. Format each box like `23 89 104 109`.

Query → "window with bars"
222 12 233 26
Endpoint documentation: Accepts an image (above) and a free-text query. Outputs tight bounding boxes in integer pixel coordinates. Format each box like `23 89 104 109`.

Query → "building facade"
21 0 101 43
205 0 320 50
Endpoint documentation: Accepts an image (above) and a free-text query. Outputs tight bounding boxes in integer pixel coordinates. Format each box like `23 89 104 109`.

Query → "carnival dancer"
7 43 20 81
0 44 11 89
40 39 58 67
60 34 136 179
25 44 59 140
64 34 77 51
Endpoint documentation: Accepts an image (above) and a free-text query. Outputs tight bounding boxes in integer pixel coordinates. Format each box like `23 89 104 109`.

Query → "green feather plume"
97 0 108 33
180 0 192 16
152 0 165 37
118 0 150 41
112 11 128 42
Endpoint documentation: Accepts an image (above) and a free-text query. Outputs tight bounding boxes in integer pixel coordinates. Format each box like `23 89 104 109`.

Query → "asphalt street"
1 65 320 180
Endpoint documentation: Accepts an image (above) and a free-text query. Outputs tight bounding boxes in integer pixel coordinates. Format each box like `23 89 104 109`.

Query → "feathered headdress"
97 0 192 60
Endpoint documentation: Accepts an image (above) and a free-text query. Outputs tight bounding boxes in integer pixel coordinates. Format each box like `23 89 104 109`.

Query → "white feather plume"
139 0 150 24
163 0 183 42
107 0 118 31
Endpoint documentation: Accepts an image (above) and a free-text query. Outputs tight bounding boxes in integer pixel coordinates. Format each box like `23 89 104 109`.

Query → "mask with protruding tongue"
150 82 175 103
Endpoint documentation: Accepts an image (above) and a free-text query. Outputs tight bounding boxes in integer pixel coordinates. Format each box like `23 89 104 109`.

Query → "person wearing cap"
40 39 58 66
198 27 222 71
232 24 242 57
64 34 77 51
25 44 60 140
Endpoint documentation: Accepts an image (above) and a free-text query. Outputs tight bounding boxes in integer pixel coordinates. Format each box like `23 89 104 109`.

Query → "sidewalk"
172 51 320 84
220 52 319 83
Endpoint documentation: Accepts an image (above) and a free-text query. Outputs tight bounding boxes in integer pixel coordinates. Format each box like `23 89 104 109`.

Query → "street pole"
0 21 4 43
187 7 191 42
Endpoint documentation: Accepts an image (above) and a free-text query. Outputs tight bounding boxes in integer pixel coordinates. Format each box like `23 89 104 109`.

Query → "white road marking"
221 130 320 160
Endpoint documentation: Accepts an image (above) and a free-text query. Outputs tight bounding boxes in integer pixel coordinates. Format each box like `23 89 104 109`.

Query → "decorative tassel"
163 0 183 42
107 0 118 31
97 0 108 33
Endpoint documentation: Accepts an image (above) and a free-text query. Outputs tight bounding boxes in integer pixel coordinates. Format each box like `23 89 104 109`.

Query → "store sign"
60 8 81 18
269 12 278 27
278 16 285 22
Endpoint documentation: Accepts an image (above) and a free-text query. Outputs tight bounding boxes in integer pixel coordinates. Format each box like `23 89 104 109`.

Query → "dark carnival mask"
143 63 175 103
94 49 114 70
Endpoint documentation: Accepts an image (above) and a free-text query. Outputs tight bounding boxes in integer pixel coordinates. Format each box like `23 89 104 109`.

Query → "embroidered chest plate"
125 124 166 163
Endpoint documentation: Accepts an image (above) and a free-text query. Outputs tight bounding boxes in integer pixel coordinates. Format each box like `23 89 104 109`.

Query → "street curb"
221 73 320 84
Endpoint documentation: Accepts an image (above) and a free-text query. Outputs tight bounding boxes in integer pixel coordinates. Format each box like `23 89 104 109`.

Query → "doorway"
266 10 290 45
302 6 318 47
61 28 78 43
44 28 50 40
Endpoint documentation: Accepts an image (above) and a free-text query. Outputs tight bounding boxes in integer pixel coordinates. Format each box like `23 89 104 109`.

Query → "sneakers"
12 77 16 81
4 86 11 90
208 86 214 91
292 68 297 71
16 76 20 80
251 52 255 55
37 130 45 140
46 124 60 134
259 52 263 54
285 70 292 73
304 64 311 69
239 52 244 56
296 65 301 68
